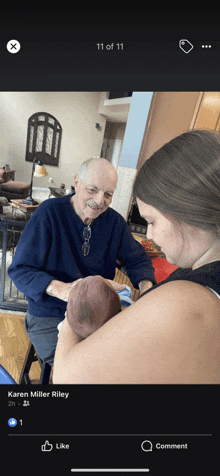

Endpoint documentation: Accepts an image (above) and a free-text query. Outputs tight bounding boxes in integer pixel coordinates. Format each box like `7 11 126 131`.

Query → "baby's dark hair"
66 276 121 339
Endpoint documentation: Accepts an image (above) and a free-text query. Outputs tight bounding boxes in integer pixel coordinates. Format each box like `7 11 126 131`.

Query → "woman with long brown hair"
53 129 220 384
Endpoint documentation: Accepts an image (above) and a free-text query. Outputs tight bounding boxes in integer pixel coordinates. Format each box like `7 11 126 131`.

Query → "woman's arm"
53 280 220 384
53 316 82 376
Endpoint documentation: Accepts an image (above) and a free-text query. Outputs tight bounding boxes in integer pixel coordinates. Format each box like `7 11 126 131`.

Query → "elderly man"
8 158 156 366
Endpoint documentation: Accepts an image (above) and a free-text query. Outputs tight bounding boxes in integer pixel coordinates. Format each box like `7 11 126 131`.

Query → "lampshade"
34 163 48 177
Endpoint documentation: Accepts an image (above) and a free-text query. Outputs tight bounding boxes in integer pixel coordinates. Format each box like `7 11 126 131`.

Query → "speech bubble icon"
141 440 153 452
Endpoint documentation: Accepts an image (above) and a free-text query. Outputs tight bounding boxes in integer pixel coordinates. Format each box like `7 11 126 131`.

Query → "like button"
41 440 53 452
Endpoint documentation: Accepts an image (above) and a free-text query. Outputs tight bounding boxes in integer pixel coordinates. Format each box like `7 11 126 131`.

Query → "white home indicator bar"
71 470 149 473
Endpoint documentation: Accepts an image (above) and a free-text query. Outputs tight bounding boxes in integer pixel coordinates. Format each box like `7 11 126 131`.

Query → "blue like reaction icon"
8 418 17 427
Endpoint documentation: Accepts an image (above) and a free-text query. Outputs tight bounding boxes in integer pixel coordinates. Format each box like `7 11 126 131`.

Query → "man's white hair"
78 158 96 182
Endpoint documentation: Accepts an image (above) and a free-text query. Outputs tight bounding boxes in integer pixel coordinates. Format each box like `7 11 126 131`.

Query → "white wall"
0 92 106 189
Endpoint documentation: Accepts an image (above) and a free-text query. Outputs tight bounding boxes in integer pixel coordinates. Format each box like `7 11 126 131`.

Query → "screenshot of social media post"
1 10 220 475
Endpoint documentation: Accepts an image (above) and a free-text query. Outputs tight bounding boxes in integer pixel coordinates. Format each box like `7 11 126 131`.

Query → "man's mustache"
86 200 105 210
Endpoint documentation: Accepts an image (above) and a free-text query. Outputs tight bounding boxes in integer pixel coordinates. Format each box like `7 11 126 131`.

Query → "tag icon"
179 39 194 54
41 440 53 452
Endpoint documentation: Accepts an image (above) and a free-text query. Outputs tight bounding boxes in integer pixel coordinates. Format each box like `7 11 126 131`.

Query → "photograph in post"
0 91 219 385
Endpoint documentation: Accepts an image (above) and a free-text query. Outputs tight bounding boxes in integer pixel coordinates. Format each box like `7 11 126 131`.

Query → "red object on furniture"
140 239 162 258
139 239 178 282
151 257 178 283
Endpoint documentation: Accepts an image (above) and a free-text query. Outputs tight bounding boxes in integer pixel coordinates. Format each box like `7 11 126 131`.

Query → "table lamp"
22 157 48 205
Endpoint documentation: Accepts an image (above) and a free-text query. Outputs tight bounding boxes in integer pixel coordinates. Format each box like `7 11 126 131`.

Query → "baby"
65 275 122 340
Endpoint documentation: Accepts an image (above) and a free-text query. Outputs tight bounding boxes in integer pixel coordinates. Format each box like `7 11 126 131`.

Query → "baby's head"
66 276 121 339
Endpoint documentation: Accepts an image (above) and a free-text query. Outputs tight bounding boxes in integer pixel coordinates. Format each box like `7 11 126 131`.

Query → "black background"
4 384 219 474
1 7 220 475
0 10 220 90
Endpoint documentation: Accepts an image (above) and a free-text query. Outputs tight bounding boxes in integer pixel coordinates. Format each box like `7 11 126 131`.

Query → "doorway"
101 121 126 170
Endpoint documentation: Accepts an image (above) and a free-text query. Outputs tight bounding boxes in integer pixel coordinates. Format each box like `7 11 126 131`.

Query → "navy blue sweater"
8 193 156 317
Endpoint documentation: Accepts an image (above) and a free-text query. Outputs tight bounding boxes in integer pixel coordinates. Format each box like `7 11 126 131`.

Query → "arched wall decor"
25 112 62 166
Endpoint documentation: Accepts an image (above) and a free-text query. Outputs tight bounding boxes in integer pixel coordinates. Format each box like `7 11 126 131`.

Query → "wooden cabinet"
190 92 220 131
137 92 220 173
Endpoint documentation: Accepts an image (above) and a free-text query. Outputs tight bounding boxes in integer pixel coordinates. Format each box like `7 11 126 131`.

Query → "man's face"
73 163 117 222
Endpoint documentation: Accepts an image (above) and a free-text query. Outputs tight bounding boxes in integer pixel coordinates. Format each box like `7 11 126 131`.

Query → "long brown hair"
133 129 220 236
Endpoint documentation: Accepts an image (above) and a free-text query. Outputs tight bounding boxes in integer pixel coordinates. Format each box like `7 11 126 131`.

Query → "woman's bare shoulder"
132 279 220 344
139 279 220 320
140 278 220 303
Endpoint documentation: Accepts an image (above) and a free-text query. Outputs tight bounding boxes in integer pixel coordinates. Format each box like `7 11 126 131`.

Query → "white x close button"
6 39 21 54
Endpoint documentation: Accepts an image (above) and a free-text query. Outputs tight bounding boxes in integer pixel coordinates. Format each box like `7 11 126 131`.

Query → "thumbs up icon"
41 440 53 452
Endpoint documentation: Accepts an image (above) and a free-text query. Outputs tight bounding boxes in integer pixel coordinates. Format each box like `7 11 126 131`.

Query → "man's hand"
106 279 127 292
46 278 83 302
46 277 128 301
138 279 153 295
